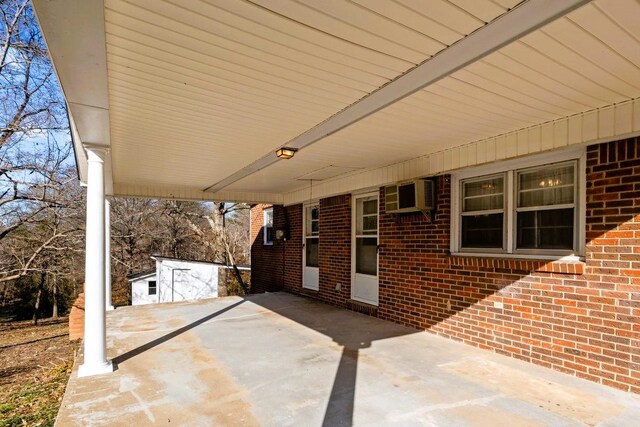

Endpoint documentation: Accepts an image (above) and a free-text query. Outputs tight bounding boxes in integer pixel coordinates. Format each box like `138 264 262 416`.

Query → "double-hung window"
461 174 505 250
452 149 584 258
515 162 576 251
263 208 274 245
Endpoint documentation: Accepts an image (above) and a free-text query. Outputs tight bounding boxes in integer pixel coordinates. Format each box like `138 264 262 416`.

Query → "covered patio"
57 293 640 426
32 0 640 403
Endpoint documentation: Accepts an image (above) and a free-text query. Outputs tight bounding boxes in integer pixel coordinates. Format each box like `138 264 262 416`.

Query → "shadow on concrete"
248 293 418 427
112 300 245 367
321 347 359 427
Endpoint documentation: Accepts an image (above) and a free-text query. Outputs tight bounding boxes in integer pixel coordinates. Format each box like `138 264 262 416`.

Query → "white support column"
105 198 114 311
78 146 114 377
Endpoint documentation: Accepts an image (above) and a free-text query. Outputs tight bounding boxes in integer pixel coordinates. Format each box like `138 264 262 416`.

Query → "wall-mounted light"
275 147 298 159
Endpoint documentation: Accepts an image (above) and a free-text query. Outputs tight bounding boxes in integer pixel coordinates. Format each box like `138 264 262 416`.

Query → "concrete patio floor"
57 292 640 426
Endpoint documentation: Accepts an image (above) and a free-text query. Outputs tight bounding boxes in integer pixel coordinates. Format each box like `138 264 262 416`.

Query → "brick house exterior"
251 137 640 393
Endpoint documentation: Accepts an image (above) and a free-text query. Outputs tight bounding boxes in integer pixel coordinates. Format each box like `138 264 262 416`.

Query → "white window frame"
263 208 274 246
450 147 586 260
148 280 157 296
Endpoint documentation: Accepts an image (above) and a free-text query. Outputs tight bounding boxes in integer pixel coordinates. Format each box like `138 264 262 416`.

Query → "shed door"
171 269 190 302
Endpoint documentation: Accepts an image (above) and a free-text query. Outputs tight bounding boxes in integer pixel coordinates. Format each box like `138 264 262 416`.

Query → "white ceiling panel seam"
104 31 381 92
513 39 630 99
102 17 389 88
107 85 324 124
192 0 434 59
531 29 640 92
245 0 432 62
204 0 414 67
107 111 297 142
107 97 307 136
106 58 349 110
108 0 416 74
464 61 598 110
106 71 337 118
105 50 363 105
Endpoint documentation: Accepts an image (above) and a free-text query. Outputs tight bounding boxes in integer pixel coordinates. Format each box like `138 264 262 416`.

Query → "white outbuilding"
128 256 248 306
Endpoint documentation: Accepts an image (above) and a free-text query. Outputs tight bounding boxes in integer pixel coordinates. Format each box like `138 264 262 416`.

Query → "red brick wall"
377 138 639 393
250 204 282 293
315 195 352 305
250 204 302 293
250 137 640 393
284 204 303 292
68 292 85 341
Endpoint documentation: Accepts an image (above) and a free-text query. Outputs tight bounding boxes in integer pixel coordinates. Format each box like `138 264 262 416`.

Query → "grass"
0 317 76 427
0 360 73 427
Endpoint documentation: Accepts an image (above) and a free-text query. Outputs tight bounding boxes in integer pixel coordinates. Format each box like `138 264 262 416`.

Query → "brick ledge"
448 256 585 275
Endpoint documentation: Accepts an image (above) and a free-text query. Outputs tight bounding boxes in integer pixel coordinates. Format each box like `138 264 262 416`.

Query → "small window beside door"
148 280 157 295
263 208 274 245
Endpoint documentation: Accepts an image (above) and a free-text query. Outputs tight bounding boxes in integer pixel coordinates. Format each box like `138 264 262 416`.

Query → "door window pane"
356 198 378 235
305 238 319 267
461 213 504 248
517 208 574 250
306 206 319 236
362 216 377 235
356 237 377 275
363 199 377 215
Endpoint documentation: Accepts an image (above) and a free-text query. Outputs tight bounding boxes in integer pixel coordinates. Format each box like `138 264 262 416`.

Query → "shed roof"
126 269 156 281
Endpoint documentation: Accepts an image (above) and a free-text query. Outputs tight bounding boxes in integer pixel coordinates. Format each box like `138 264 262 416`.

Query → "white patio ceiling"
33 0 640 204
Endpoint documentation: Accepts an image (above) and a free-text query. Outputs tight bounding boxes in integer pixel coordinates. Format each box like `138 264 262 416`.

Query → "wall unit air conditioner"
385 179 435 214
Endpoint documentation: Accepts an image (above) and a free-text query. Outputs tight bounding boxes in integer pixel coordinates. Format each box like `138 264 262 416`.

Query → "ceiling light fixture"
275 147 298 159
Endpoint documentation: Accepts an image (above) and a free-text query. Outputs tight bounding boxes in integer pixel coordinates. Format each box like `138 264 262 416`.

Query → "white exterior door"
303 205 319 290
171 269 190 302
352 193 378 305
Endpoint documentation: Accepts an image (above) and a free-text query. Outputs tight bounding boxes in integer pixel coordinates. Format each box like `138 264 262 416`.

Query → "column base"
106 305 115 311
78 360 114 378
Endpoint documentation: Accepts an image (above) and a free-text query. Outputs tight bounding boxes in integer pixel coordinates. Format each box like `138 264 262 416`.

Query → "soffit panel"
226 0 640 196
102 0 511 191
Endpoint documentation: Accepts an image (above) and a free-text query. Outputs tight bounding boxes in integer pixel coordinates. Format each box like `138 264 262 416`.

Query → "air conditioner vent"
385 179 435 214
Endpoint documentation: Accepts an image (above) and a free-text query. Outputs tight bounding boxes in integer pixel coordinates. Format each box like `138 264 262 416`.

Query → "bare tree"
0 163 84 322
1 0 66 148
166 201 250 294
0 0 74 275
0 0 80 319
